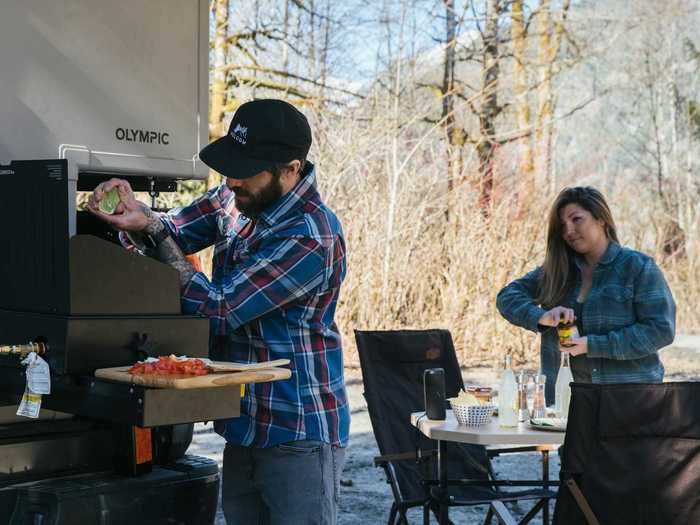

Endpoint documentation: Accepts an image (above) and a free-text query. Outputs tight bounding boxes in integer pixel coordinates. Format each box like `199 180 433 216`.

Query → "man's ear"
287 159 302 177
279 160 302 192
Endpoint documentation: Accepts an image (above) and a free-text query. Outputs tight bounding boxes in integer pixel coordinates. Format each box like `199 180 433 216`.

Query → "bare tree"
474 0 502 212
209 0 230 189
533 0 570 190
441 0 465 217
511 0 533 191
423 0 504 216
595 0 700 259
508 0 572 197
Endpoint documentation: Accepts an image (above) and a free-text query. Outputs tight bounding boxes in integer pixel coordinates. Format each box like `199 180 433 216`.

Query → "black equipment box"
0 456 219 525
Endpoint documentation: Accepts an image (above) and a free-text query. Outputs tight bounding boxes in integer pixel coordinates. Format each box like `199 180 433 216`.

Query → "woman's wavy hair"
536 186 619 308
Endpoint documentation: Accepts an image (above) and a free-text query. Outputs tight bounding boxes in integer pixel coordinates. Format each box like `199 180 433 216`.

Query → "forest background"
158 0 700 368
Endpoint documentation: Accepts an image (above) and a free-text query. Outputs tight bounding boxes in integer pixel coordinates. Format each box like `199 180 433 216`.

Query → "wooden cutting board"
94 365 291 389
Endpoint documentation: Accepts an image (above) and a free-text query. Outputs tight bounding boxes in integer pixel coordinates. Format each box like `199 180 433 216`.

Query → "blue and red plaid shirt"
161 163 349 448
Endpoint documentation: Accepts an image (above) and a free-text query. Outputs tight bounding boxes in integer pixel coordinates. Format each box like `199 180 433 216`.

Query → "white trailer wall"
0 0 209 179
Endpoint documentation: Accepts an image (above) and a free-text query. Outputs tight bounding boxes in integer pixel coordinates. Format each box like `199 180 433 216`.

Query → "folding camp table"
412 411 565 524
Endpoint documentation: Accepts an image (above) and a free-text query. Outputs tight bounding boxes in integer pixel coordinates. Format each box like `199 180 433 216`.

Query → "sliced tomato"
127 357 210 376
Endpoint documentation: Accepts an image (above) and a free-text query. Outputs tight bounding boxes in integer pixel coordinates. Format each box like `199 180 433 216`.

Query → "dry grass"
307 107 700 368
167 105 699 370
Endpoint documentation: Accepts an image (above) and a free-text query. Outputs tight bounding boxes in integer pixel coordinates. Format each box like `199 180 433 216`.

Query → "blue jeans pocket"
276 440 323 455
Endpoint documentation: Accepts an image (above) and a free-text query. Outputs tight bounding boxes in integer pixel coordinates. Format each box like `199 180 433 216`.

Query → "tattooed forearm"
142 206 162 235
162 242 196 289
139 206 196 290
156 237 196 290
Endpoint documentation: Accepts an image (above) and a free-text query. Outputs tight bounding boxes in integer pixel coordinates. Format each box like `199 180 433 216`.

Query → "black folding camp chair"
355 329 556 525
555 382 700 525
491 382 700 525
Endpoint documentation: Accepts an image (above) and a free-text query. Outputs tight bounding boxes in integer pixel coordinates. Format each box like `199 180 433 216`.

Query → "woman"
496 186 675 404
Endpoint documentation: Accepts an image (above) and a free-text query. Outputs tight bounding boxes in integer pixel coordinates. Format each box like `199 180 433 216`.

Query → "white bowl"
450 402 496 426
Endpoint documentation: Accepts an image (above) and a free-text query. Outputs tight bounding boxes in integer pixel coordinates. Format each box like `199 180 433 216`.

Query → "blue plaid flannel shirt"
497 243 676 404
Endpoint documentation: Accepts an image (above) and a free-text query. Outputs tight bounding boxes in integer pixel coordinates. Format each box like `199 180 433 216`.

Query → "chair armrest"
373 450 436 467
566 478 601 525
487 444 559 457
490 501 518 525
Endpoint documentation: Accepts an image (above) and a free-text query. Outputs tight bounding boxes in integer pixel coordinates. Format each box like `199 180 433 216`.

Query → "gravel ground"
190 336 700 525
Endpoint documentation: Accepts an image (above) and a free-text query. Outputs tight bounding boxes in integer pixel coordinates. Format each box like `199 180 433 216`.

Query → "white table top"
411 410 566 446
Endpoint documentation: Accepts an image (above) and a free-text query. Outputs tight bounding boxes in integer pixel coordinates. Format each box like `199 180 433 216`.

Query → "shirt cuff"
161 216 177 236
180 271 211 315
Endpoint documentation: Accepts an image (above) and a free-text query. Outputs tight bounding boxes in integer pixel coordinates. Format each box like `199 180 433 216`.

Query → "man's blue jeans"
222 440 346 525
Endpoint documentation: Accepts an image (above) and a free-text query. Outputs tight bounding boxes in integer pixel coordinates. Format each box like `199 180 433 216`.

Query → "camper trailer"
0 2 232 523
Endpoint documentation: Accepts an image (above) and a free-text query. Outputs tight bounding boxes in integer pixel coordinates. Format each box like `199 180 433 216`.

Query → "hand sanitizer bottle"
498 355 518 427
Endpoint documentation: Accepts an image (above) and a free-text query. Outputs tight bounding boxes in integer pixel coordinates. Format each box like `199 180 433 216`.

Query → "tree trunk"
308 0 317 83
534 0 569 189
209 0 230 189
319 1 332 104
511 0 533 191
282 0 290 74
644 52 686 260
442 0 462 219
477 0 501 214
381 2 407 318
534 0 552 186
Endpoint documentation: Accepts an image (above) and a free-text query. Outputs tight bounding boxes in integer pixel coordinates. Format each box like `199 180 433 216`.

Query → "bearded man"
89 99 349 525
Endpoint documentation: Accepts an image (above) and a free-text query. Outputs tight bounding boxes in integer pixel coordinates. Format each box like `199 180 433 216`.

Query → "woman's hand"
538 306 575 327
561 336 588 356
88 178 151 232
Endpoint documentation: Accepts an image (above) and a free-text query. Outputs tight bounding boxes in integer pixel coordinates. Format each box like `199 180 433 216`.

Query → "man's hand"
561 336 588 356
538 306 575 327
87 178 193 289
88 178 153 232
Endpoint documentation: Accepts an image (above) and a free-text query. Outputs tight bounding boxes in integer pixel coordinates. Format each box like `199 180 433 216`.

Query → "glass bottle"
515 372 530 423
531 374 547 419
555 352 573 418
498 355 518 428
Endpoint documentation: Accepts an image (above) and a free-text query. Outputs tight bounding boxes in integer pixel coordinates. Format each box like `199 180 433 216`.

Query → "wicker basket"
450 402 496 426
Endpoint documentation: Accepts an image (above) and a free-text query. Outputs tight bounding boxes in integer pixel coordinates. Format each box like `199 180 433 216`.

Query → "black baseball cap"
198 99 312 179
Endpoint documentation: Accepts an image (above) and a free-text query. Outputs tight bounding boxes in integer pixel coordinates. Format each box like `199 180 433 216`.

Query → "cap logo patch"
231 123 248 145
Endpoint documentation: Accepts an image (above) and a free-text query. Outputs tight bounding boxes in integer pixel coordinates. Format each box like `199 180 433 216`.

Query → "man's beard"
234 175 284 217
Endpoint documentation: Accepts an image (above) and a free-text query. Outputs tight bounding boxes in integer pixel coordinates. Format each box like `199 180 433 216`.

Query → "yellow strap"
23 392 42 403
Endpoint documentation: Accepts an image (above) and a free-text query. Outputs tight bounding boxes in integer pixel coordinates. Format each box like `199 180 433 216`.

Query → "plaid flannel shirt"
161 163 349 448
496 243 675 404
